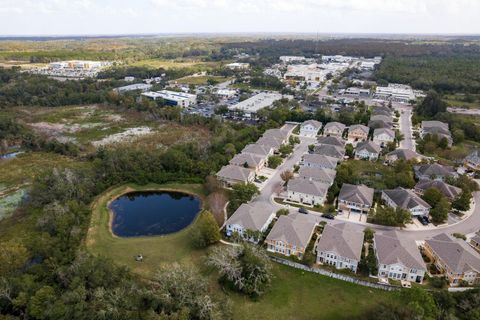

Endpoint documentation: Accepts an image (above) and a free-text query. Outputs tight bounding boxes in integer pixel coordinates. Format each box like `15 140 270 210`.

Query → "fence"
270 256 400 292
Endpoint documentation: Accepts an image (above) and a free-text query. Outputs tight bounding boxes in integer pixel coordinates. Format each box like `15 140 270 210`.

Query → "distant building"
216 89 237 98
225 62 250 70
279 56 307 63
374 84 423 103
114 83 152 93
124 76 135 82
141 90 197 108
382 187 431 217
228 92 289 118
338 184 374 215
344 87 370 97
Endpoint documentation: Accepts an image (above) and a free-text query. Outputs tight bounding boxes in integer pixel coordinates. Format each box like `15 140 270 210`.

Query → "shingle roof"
370 114 393 123
373 127 395 139
301 120 323 130
324 122 346 132
465 150 480 165
217 165 254 182
263 128 289 141
266 214 317 249
257 135 283 149
415 180 462 200
225 202 274 232
287 179 329 197
229 153 265 168
338 184 374 207
242 143 273 157
317 223 364 261
383 187 431 210
302 154 338 169
313 144 345 159
349 124 370 135
422 121 449 130
356 141 381 154
317 136 346 147
298 167 337 184
386 149 423 161
426 233 480 274
415 163 456 179
374 233 426 270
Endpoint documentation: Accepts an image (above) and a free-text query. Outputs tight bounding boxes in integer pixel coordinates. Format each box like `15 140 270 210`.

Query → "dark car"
298 207 309 214
322 213 335 220
417 216 428 226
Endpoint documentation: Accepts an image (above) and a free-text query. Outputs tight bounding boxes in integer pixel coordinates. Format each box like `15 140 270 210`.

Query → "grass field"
228 263 394 320
445 94 480 109
174 75 232 85
85 183 208 277
128 59 220 70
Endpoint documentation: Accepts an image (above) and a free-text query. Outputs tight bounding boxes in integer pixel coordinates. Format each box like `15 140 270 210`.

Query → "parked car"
322 213 335 220
417 216 428 226
298 207 309 214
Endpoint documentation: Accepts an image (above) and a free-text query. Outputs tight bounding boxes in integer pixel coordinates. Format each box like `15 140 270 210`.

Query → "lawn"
85 183 208 277
128 59 220 70
174 75 232 85
229 263 394 320
445 94 480 109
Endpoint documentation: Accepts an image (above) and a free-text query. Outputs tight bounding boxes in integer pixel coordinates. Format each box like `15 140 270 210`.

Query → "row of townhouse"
216 126 294 187
420 120 453 147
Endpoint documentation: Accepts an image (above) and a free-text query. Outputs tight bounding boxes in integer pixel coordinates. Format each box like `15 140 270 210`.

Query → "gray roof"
426 233 480 274
338 184 374 207
471 233 480 245
349 124 370 135
263 128 289 141
266 213 317 249
225 202 274 232
298 167 337 184
415 180 462 200
374 233 426 270
302 154 338 169
217 165 254 182
372 108 392 117
317 136 345 147
386 149 423 161
257 135 283 149
324 122 346 132
301 120 323 130
383 187 431 210
313 144 345 159
287 178 329 197
415 163 456 178
465 150 480 165
422 120 449 130
356 141 381 154
373 127 395 139
317 223 364 261
229 153 264 168
370 114 393 123
242 143 273 157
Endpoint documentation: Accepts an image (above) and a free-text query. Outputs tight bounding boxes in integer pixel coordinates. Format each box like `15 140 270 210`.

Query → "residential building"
313 144 345 160
242 143 275 159
414 180 462 201
300 120 323 137
225 203 275 242
323 122 346 137
263 128 291 143
298 166 337 186
374 233 426 283
414 163 458 181
373 128 395 147
421 121 453 146
229 153 266 173
216 165 255 187
228 92 289 118
464 150 480 171
371 105 392 117
424 233 480 286
347 124 370 143
256 135 284 151
317 136 345 148
355 141 381 161
386 149 424 163
114 83 152 93
302 154 338 170
287 178 329 206
266 214 317 258
368 115 393 129
316 223 364 273
382 187 431 217
338 184 374 214
141 90 197 108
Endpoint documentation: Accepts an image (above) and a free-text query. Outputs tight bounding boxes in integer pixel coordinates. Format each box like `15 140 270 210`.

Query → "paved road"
447 107 480 116
395 105 416 151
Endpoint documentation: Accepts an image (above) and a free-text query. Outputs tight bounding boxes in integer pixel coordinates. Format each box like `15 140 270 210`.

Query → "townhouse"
316 223 364 273
225 202 276 243
298 166 337 186
313 144 345 161
229 153 266 173
373 128 395 147
217 165 255 187
368 115 393 129
337 184 374 215
300 120 323 137
317 136 346 148
355 141 382 161
347 124 370 143
374 233 426 283
414 180 462 201
382 187 431 217
464 150 480 171
424 233 480 286
421 121 453 147
323 122 346 138
302 154 339 170
414 163 458 181
242 143 275 159
385 149 424 163
266 214 318 258
287 178 329 206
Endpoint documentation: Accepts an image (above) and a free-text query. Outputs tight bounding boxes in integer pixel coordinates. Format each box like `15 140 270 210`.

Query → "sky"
0 0 479 36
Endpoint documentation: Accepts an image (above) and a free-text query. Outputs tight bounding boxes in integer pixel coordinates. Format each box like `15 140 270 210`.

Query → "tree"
190 211 221 248
228 183 259 212
268 155 283 169
276 208 289 217
345 143 354 158
278 144 293 157
452 191 472 211
207 244 272 298
430 197 450 224
370 206 411 227
416 90 447 117
422 188 444 207
280 170 294 184
0 240 29 276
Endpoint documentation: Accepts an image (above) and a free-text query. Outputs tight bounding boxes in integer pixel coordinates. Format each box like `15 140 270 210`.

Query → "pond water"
109 191 201 237
0 151 24 160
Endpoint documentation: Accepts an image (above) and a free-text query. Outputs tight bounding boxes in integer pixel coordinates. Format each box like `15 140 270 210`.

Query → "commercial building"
374 84 423 103
279 56 307 63
114 83 153 93
141 90 197 108
228 92 288 118
226 62 250 70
